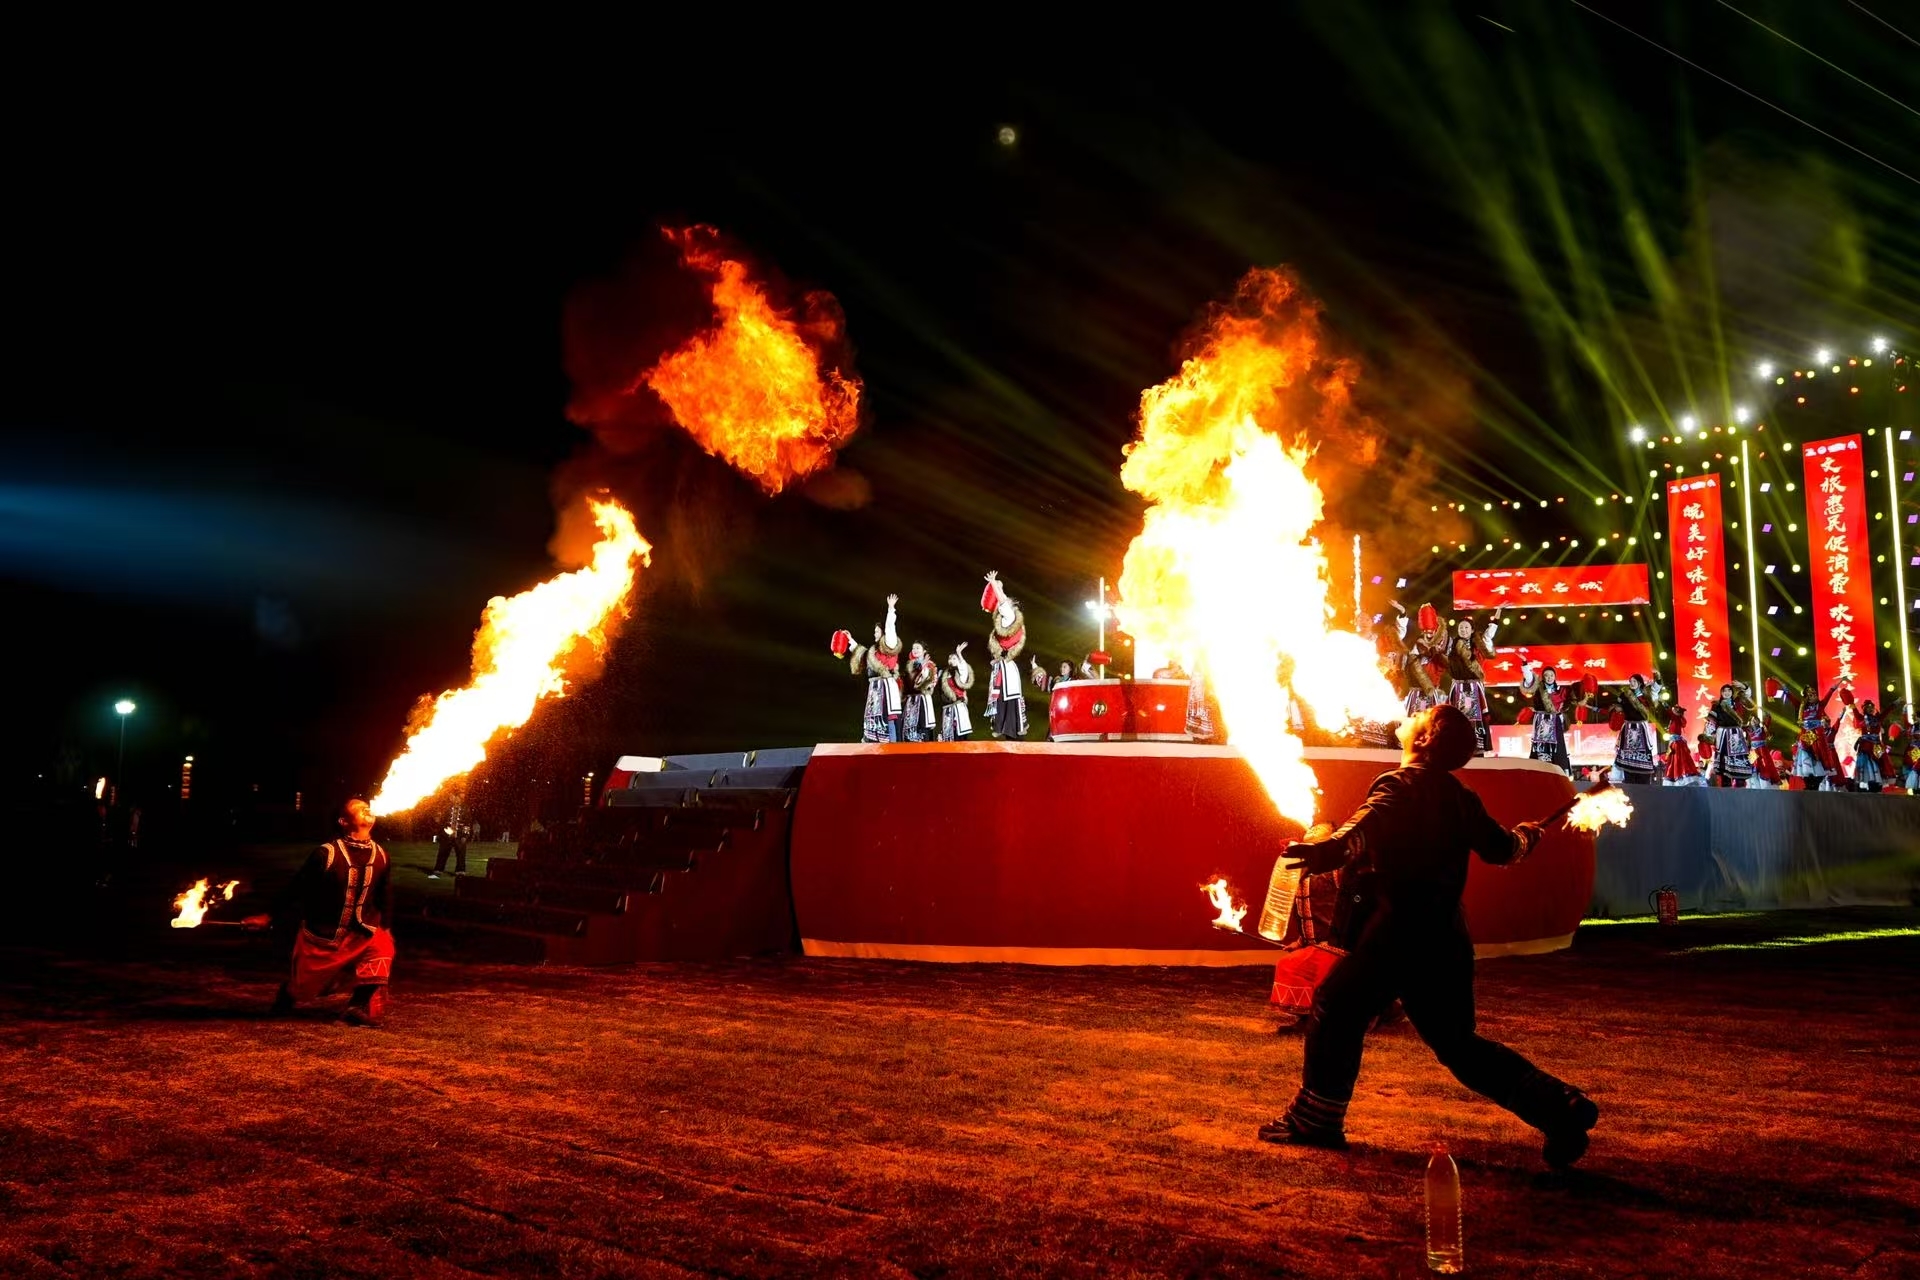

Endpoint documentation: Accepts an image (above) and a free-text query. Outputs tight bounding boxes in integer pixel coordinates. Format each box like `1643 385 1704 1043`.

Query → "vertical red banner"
1667 475 1734 732
1803 435 1879 698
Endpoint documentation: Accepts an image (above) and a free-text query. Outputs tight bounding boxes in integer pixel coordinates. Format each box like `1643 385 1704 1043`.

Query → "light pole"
1083 577 1114 679
113 700 136 805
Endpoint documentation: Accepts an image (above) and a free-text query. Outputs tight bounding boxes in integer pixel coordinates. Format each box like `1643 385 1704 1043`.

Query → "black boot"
267 985 294 1017
1507 1069 1599 1168
1259 1088 1350 1150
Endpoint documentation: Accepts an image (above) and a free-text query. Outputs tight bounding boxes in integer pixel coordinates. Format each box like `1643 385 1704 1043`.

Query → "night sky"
5 3 1914 824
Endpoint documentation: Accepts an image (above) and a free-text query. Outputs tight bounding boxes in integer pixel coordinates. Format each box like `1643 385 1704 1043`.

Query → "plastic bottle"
1425 1147 1463 1274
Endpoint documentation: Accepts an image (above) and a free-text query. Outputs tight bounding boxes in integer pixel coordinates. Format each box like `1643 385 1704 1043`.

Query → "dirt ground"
2 850 1917 1278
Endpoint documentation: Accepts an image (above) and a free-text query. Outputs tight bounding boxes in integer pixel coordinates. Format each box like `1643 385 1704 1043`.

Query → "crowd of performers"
1380 602 1913 792
827 573 1091 744
823 585 1917 792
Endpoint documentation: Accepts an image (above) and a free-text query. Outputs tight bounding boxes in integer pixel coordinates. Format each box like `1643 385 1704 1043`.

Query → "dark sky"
5 2 1914 818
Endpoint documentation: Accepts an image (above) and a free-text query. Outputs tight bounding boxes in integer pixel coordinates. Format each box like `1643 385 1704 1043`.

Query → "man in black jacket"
1259 705 1600 1167
245 797 396 1026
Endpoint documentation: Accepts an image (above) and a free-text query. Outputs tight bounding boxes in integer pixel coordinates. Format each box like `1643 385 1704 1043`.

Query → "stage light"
1594 496 1604 505
1756 362 1773 378
1798 646 1808 655
1767 606 1778 615
1792 564 1801 572
1483 502 1492 511
1570 539 1580 547
1658 613 1667 621
1540 540 1549 549
1627 536 1637 545
1766 565 1776 574
1431 545 1440 553
1649 470 1658 478
1540 499 1548 508
1659 650 1669 659
1735 405 1750 422
1833 365 1843 374
1873 337 1888 353
1557 615 1567 623
1760 482 1771 492
1625 496 1634 504
1815 348 1831 364
1628 425 1645 442
1484 544 1492 551
1794 607 1804 615
1614 613 1623 622
1681 415 1697 430
1776 376 1786 385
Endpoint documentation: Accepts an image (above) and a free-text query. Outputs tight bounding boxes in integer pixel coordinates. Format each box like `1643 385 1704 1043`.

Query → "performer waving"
1793 683 1843 790
1391 602 1444 718
1440 608 1501 754
828 594 905 743
980 571 1029 739
1609 673 1662 785
1704 684 1755 787
1849 698 1889 792
1259 705 1598 1166
902 642 939 743
938 643 975 741
1518 659 1572 773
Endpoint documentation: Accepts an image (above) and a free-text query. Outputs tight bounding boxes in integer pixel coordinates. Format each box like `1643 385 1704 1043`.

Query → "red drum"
1049 679 1191 741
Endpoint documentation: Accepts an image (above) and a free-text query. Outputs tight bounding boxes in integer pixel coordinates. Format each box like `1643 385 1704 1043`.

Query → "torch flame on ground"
1566 786 1635 833
1203 877 1249 933
1116 269 1399 826
368 498 650 816
171 878 239 929
642 226 861 495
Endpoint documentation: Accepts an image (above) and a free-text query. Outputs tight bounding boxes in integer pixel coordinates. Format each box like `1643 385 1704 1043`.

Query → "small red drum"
1049 679 1191 742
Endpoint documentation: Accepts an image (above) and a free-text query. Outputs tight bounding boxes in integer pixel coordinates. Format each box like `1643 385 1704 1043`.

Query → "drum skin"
789 742 1592 965
1049 679 1191 741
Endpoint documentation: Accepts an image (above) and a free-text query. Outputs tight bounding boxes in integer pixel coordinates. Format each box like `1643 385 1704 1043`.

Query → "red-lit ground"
3 847 1917 1278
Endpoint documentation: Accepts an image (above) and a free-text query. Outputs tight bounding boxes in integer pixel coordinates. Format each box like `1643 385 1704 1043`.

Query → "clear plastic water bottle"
1425 1147 1464 1274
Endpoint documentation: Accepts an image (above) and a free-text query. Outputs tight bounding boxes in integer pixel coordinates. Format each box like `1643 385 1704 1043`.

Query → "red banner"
1668 475 1734 728
1452 564 1652 611
1484 643 1660 686
1803 435 1879 698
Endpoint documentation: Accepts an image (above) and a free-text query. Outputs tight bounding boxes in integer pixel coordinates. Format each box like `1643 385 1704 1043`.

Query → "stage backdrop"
789 743 1595 966
1484 642 1660 686
1453 564 1651 611
1802 435 1879 698
1668 474 1734 733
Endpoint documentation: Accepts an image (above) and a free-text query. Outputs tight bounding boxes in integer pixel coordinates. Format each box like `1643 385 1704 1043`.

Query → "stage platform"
1590 783 1920 916
788 743 1593 966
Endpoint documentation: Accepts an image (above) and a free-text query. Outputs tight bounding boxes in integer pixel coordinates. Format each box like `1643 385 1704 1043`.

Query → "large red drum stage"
789 743 1594 966
1047 678 1190 741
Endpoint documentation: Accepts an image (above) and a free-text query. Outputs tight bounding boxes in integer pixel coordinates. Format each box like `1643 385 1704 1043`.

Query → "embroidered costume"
1393 603 1445 718
270 830 395 1022
1793 684 1843 788
980 571 1029 739
1518 661 1572 773
829 595 905 743
1848 700 1889 791
1439 611 1500 754
1661 705 1700 785
938 644 974 741
902 643 939 743
1609 675 1661 785
1704 685 1754 787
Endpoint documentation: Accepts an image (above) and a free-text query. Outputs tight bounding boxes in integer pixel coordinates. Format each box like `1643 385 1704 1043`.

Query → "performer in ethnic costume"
1748 709 1782 788
1896 702 1920 792
1849 699 1889 792
1518 660 1572 774
245 798 395 1026
1608 674 1661 785
1391 602 1445 718
829 594 905 743
1440 609 1501 754
938 643 974 741
979 571 1029 739
1793 684 1843 790
1661 705 1701 785
1704 684 1754 787
1260 706 1598 1167
902 642 939 743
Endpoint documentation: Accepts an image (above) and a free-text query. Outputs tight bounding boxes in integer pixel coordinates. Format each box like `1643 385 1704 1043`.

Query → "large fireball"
1116 269 1399 825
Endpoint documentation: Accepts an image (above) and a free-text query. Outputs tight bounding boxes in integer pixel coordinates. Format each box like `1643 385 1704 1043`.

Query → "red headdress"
1417 604 1440 634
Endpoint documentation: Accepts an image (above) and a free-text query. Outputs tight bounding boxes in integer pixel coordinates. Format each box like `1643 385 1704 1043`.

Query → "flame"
1203 876 1249 932
1116 269 1400 825
171 878 239 929
369 499 651 816
1566 787 1635 832
642 226 861 494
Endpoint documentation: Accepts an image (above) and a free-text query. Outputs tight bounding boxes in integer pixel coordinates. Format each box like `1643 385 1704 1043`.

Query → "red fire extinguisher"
1649 885 1679 925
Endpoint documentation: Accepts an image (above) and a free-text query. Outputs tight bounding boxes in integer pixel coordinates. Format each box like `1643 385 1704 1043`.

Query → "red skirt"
1663 740 1699 782
1269 944 1344 1016
289 927 395 1001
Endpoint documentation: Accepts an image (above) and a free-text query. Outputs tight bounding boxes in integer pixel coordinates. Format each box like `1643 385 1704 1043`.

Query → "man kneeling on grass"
243 797 395 1026
1261 704 1600 1168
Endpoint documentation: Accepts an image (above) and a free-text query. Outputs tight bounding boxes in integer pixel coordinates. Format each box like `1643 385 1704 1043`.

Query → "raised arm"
883 594 899 651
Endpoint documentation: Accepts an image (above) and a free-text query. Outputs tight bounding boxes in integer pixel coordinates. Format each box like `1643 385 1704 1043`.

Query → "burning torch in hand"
170 878 267 930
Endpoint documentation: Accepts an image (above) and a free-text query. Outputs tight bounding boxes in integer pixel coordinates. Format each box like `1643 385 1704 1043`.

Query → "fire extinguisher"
1648 885 1679 925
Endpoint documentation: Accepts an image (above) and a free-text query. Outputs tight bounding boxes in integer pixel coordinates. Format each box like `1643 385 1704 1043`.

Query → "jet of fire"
1116 269 1400 825
172 878 239 928
642 226 861 495
369 498 650 816
1203 876 1249 933
1566 786 1635 833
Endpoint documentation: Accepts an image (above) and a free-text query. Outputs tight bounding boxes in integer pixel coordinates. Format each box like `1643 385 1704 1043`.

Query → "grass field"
2 847 1917 1278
